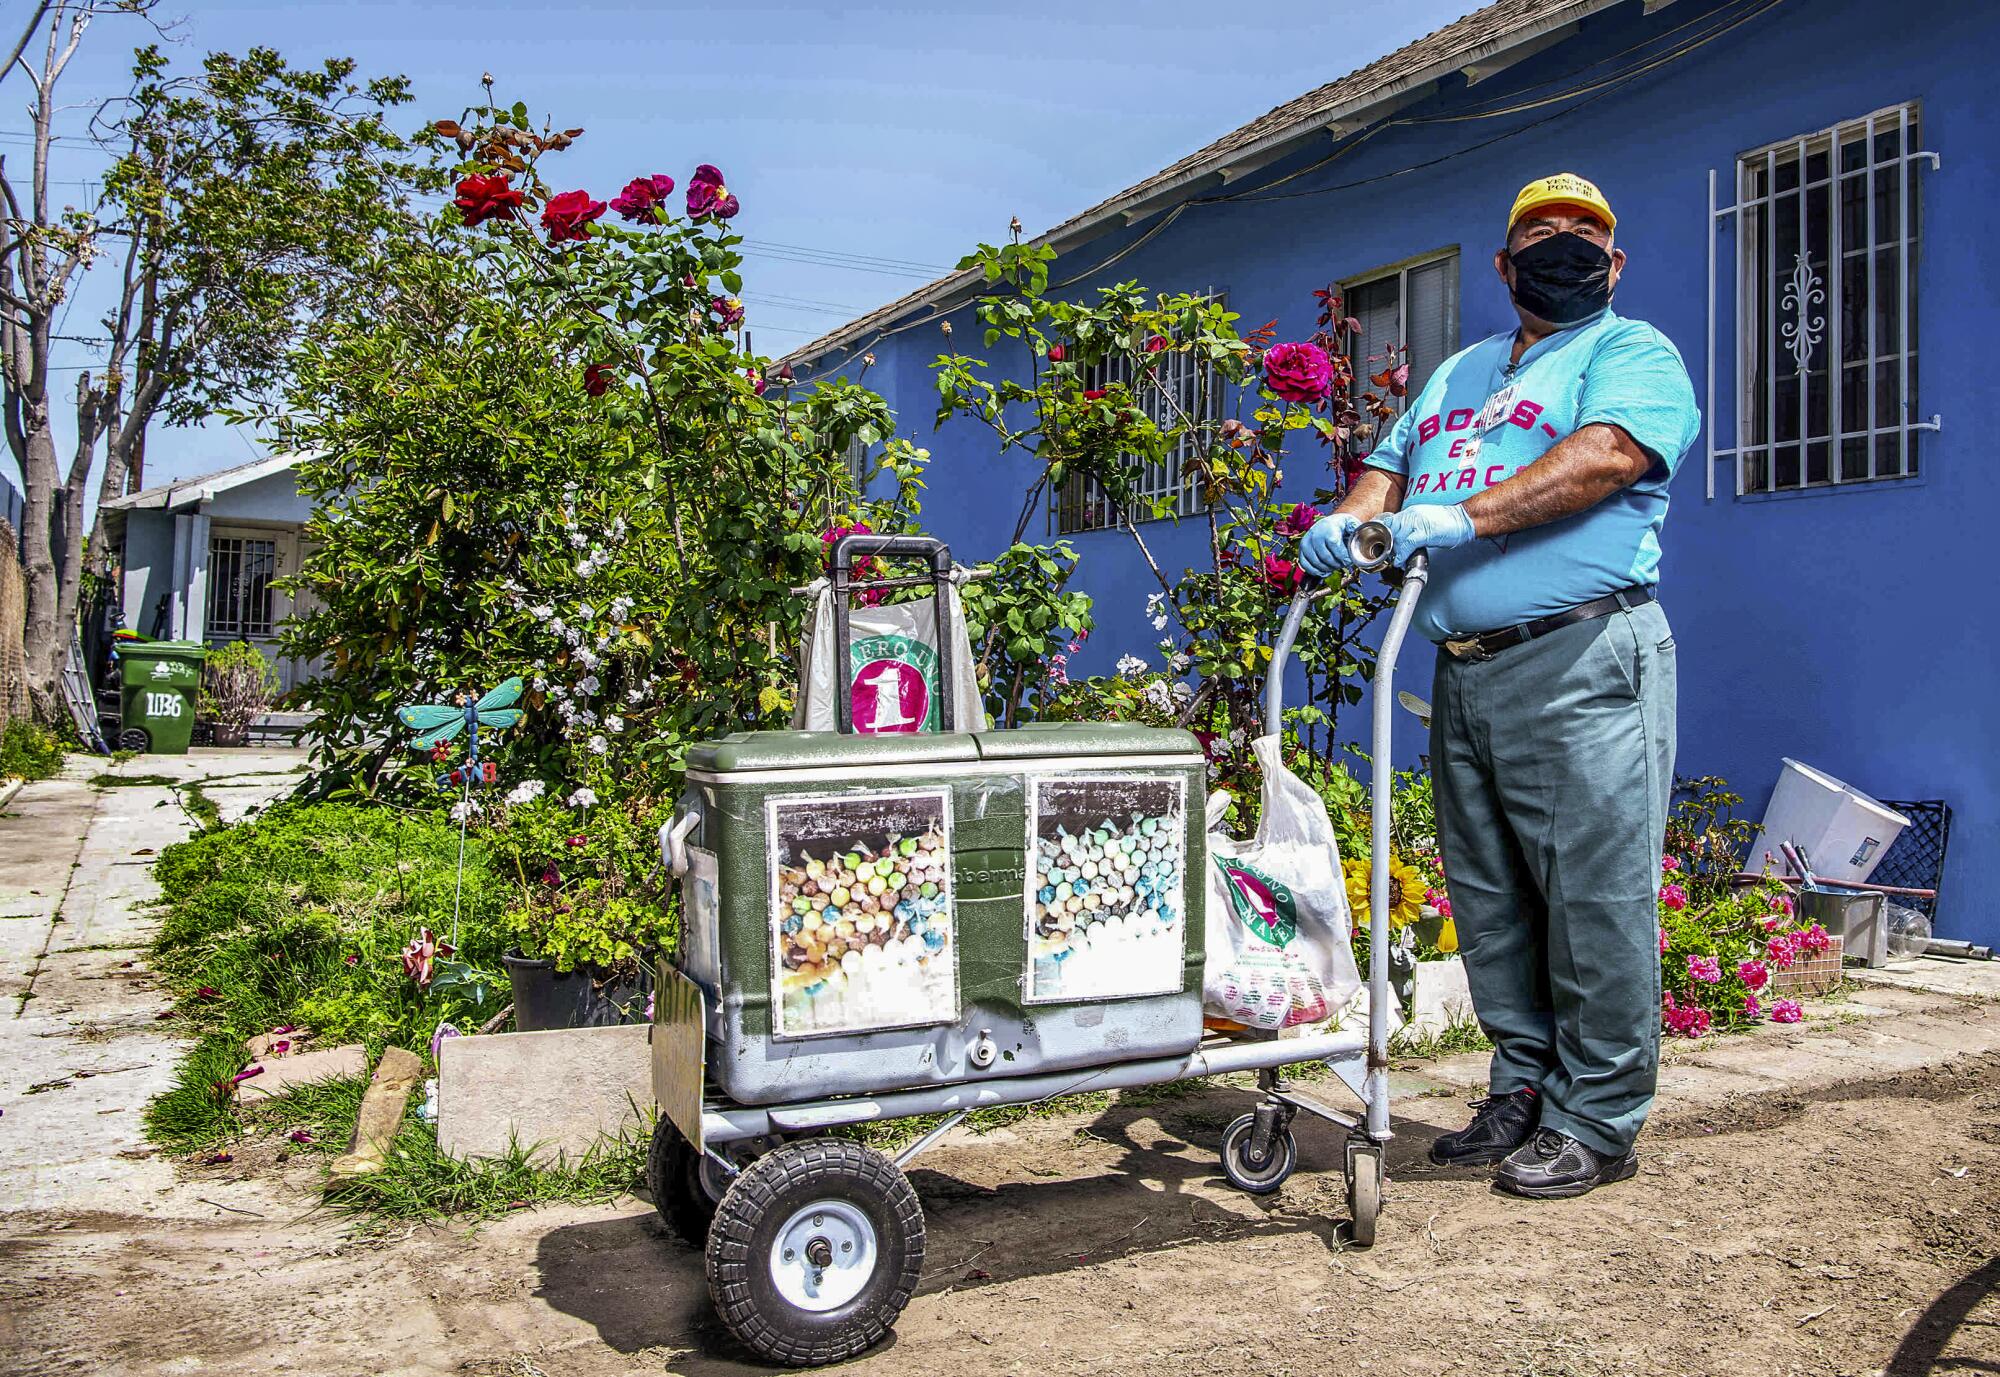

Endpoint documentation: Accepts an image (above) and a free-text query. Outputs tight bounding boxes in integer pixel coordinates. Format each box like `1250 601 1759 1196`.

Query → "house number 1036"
146 692 183 718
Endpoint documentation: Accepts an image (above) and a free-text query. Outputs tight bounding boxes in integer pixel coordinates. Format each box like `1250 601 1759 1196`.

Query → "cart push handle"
1263 518 1429 1145
826 532 961 734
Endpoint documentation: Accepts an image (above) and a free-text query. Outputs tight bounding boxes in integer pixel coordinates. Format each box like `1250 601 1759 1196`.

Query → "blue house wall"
805 0 1999 945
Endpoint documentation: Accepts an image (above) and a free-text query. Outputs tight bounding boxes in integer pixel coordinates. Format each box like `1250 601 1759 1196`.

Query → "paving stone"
329 1046 425 1181
436 1024 652 1165
237 1043 368 1101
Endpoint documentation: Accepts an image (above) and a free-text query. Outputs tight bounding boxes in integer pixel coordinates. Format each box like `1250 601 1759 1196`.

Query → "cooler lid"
685 730 981 776
972 721 1202 761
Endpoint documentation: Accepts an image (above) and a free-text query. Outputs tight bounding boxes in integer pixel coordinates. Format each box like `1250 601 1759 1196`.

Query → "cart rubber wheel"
117 727 148 753
705 1137 924 1367
1220 1112 1298 1195
1344 1140 1382 1248
646 1117 723 1247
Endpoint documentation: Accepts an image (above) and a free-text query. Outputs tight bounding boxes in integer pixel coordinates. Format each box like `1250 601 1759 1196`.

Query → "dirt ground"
3 1041 1996 1377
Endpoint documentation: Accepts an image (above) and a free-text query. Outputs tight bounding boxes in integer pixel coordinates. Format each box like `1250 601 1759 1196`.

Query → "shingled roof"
786 0 1621 368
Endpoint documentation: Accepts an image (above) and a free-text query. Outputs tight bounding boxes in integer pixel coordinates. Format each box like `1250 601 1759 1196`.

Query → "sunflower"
1342 853 1424 930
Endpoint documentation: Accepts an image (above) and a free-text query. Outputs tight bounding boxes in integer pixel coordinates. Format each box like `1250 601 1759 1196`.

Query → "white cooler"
1744 758 1910 884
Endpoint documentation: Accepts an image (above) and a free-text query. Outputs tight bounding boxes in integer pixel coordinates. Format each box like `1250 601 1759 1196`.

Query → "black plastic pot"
502 951 650 1031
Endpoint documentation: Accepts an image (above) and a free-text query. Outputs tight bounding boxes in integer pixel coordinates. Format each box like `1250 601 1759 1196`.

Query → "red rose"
1276 503 1320 539
1082 388 1108 402
453 172 523 227
583 363 615 397
609 173 676 222
1261 555 1305 592
1262 341 1334 404
1145 335 1168 353
1047 344 1066 362
542 189 606 244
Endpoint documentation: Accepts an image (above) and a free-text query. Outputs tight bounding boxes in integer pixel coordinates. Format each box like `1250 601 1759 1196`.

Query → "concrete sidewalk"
0 749 305 1216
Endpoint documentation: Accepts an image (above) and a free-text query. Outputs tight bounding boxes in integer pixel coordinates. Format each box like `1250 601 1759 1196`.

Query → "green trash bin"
117 640 206 754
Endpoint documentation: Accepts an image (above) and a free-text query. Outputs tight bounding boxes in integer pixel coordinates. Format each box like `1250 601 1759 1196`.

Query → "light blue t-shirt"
1363 309 1700 643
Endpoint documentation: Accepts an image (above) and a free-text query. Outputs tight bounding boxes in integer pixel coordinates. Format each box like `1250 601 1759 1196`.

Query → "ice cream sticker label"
848 633 937 734
767 790 957 1038
1024 774 1187 1004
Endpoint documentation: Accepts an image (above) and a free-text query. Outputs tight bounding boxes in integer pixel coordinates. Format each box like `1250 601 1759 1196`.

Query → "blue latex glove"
1381 503 1476 564
1297 512 1362 577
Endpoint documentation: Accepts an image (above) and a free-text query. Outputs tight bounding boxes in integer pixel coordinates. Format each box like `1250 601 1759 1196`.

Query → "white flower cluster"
504 779 546 806
1116 654 1147 680
568 787 597 809
1145 592 1169 632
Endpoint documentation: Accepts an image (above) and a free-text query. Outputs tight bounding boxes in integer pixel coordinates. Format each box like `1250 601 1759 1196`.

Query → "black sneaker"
1494 1128 1639 1199
1427 1087 1539 1167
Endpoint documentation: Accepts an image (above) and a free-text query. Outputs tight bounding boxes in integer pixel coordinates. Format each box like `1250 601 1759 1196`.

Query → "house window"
1737 103 1927 492
1343 250 1459 415
207 535 276 638
1056 318 1221 535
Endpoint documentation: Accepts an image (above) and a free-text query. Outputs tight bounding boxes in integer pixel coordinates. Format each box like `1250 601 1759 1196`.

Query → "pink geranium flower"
1766 934 1798 970
1659 882 1688 911
1770 998 1803 1024
1687 954 1722 984
686 164 740 219
1772 893 1794 916
1658 928 1668 955
1660 855 1680 872
1737 959 1770 992
1742 993 1762 1020
1662 993 1709 1039
1800 923 1831 954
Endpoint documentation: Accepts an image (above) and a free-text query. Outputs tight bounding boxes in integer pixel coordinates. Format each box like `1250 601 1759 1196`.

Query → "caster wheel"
705 1137 924 1367
117 727 149 753
1220 1112 1298 1195
645 1117 728 1247
1344 1140 1382 1247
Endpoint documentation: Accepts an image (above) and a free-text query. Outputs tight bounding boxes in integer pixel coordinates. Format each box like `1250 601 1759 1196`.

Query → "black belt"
1441 585 1656 662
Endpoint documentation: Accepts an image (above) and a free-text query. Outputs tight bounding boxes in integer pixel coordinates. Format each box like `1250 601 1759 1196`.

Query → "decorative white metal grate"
1707 103 1941 497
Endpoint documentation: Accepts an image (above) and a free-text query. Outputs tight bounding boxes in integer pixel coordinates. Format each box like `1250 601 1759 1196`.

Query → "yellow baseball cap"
1507 172 1617 234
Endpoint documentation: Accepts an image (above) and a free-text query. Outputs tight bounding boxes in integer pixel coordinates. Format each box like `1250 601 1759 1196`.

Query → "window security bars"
1342 251 1459 417
1056 341 1218 535
1707 104 1940 497
206 536 276 638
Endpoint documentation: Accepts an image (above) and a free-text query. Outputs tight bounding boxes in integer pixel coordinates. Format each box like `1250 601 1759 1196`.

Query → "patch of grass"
1 720 66 783
180 780 221 831
327 1114 648 1226
1390 1011 1493 1059
90 772 180 788
143 1035 251 1154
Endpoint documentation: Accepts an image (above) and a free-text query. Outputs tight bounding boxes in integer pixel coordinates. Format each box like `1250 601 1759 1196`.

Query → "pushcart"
650 525 1428 1367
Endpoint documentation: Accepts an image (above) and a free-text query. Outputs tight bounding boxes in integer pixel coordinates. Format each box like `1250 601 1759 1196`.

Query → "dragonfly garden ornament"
396 677 525 944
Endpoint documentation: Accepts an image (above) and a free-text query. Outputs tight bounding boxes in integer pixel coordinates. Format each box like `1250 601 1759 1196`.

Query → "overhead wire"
791 0 1790 380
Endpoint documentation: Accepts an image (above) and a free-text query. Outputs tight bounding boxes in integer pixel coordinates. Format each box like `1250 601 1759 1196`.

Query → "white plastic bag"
793 582 987 734
1203 735 1362 1030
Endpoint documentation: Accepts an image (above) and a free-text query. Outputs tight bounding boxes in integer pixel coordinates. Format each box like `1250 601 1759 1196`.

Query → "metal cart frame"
652 525 1427 1366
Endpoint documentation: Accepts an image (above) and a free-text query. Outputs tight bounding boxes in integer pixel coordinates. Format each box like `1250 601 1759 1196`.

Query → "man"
1300 173 1698 1198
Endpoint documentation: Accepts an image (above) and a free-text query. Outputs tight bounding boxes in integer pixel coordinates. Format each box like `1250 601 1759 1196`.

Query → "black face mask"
1507 231 1614 326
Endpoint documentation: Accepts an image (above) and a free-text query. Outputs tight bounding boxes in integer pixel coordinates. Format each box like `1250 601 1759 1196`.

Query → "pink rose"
1262 342 1334 404
1276 503 1321 539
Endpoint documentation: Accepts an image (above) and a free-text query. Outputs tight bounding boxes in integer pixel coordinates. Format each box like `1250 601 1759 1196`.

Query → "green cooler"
670 721 1209 1105
116 640 206 754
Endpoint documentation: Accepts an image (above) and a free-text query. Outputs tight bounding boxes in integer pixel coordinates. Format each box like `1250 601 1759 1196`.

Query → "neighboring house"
788 0 1998 944
1 465 22 543
98 454 323 691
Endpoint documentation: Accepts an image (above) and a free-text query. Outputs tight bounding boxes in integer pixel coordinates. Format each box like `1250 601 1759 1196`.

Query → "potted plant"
492 785 676 1030
199 639 280 747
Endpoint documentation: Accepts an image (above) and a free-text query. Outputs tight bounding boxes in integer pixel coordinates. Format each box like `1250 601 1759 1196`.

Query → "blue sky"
9 0 1478 496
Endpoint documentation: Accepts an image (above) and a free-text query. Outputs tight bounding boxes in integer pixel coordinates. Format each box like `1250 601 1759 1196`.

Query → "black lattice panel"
1874 799 1951 924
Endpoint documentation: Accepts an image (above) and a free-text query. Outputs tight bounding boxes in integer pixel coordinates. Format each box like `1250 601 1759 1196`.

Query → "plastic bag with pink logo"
792 581 987 734
1203 734 1361 1030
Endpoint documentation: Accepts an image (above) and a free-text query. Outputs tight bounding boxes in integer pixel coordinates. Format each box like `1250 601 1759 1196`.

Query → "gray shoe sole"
1494 1149 1639 1199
